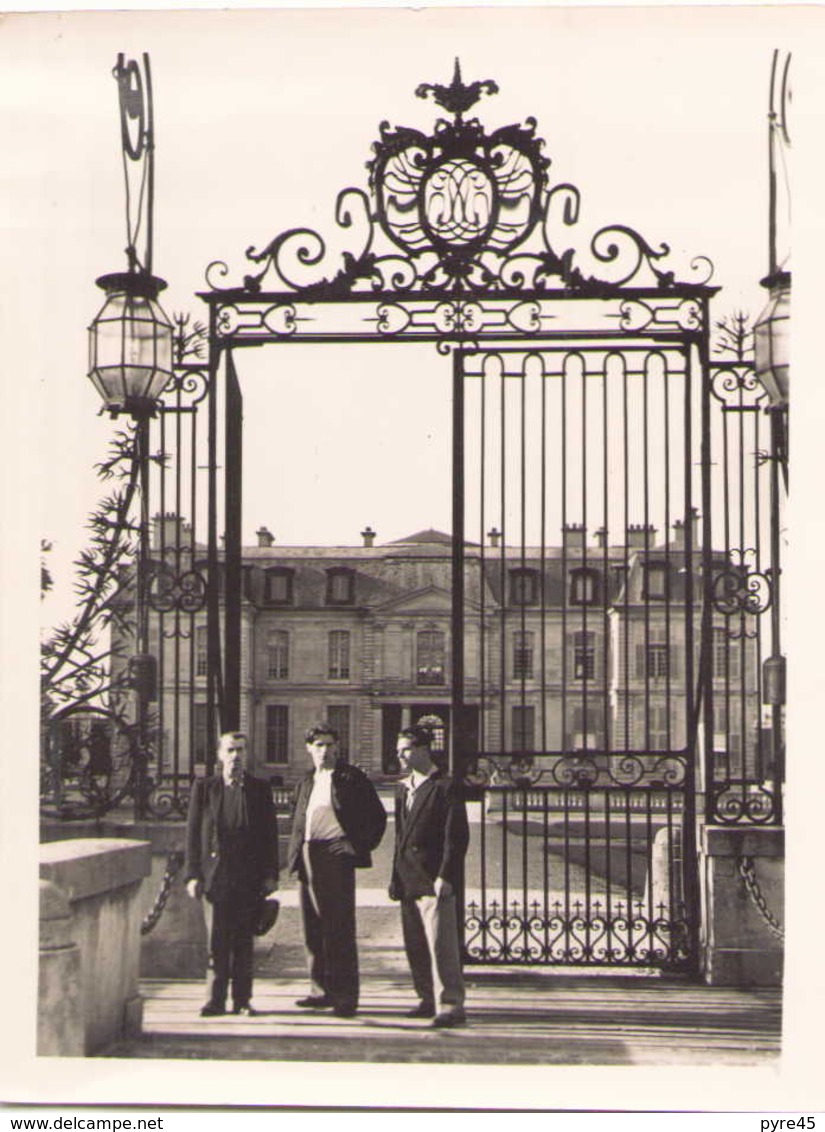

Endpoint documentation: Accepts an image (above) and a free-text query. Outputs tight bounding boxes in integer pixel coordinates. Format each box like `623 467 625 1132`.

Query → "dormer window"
326 567 355 606
570 567 600 606
644 562 668 600
509 568 538 606
264 567 293 605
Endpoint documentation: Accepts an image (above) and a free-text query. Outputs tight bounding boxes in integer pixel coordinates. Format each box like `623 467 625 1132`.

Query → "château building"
145 516 761 789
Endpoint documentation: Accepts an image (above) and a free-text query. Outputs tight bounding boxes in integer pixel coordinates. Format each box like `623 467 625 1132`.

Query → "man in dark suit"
185 731 279 1017
287 722 387 1017
389 725 469 1028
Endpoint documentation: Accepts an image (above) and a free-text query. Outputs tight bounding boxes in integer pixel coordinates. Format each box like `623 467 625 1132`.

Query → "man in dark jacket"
389 726 469 1027
185 732 279 1017
287 722 387 1017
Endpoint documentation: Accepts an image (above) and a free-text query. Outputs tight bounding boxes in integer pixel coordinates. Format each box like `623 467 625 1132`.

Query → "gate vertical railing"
704 353 779 826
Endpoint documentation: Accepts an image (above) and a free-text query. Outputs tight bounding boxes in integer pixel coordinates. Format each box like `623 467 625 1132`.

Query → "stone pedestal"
700 824 784 986
39 838 152 1054
38 879 84 1056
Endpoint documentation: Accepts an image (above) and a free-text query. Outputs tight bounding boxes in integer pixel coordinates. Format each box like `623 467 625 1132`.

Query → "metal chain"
739 855 784 941
140 850 185 936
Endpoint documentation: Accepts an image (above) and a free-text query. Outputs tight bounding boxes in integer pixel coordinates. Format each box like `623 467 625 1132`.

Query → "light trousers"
400 893 465 1012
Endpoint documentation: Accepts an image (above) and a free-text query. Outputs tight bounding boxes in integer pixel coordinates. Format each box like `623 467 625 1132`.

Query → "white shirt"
402 767 436 810
305 767 346 842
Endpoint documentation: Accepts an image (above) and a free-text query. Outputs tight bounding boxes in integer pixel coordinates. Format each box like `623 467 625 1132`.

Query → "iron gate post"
133 414 152 820
205 311 221 775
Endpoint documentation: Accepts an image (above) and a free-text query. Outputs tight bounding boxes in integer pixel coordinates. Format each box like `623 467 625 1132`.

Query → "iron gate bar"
451 345 465 779
224 350 243 732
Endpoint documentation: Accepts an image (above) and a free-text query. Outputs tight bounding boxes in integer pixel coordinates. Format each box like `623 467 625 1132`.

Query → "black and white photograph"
1 1 824 1115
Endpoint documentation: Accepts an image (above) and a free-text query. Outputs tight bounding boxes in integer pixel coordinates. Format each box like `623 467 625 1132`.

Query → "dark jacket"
389 771 469 900
287 761 387 873
185 774 279 898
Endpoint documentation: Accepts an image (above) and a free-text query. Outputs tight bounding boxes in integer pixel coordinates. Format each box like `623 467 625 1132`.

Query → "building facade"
145 516 761 790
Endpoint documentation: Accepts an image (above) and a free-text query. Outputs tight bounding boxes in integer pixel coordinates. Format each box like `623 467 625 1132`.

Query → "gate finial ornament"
415 58 499 122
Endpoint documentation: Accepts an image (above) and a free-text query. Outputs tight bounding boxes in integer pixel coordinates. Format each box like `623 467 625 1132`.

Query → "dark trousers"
300 841 358 1010
205 889 257 1009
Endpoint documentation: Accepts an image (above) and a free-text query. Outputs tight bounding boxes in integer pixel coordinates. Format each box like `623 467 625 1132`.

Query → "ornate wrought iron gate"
455 341 701 968
94 62 782 969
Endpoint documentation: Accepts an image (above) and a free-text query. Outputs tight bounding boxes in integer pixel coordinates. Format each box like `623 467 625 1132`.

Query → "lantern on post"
87 52 169 818
87 54 172 419
88 267 173 418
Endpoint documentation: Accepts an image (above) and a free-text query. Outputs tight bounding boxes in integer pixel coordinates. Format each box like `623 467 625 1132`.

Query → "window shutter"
636 643 646 679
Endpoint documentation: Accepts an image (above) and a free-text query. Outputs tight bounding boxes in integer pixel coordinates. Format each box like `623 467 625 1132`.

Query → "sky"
0 4 808 632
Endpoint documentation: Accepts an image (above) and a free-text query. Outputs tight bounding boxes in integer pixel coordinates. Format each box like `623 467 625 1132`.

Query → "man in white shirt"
287 723 387 1017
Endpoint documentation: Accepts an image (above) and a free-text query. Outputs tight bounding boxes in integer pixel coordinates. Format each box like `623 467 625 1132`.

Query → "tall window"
267 630 289 680
644 563 668 600
570 568 599 605
326 705 351 762
712 702 742 747
636 624 673 680
713 626 740 680
192 702 207 765
509 568 538 606
328 630 351 680
195 625 208 677
512 705 535 752
265 705 289 764
573 631 596 680
326 568 355 605
264 568 293 605
570 704 601 749
512 630 534 680
647 642 669 680
649 704 669 748
417 629 446 685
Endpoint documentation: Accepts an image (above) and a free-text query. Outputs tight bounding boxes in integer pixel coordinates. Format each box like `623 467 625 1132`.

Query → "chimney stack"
361 526 376 548
672 508 700 549
594 527 607 550
487 526 501 549
152 511 187 551
256 526 275 548
627 523 656 549
562 523 586 553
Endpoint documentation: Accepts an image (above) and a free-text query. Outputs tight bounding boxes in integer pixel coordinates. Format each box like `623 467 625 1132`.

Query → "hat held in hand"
254 897 280 937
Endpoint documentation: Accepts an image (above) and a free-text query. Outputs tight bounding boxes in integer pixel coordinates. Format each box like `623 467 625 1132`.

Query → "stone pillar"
38 880 84 1056
39 838 152 1053
700 825 784 986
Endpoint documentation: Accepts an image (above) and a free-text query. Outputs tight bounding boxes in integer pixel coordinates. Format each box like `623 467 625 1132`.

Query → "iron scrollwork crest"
206 60 714 300
711 548 772 621
146 562 207 614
